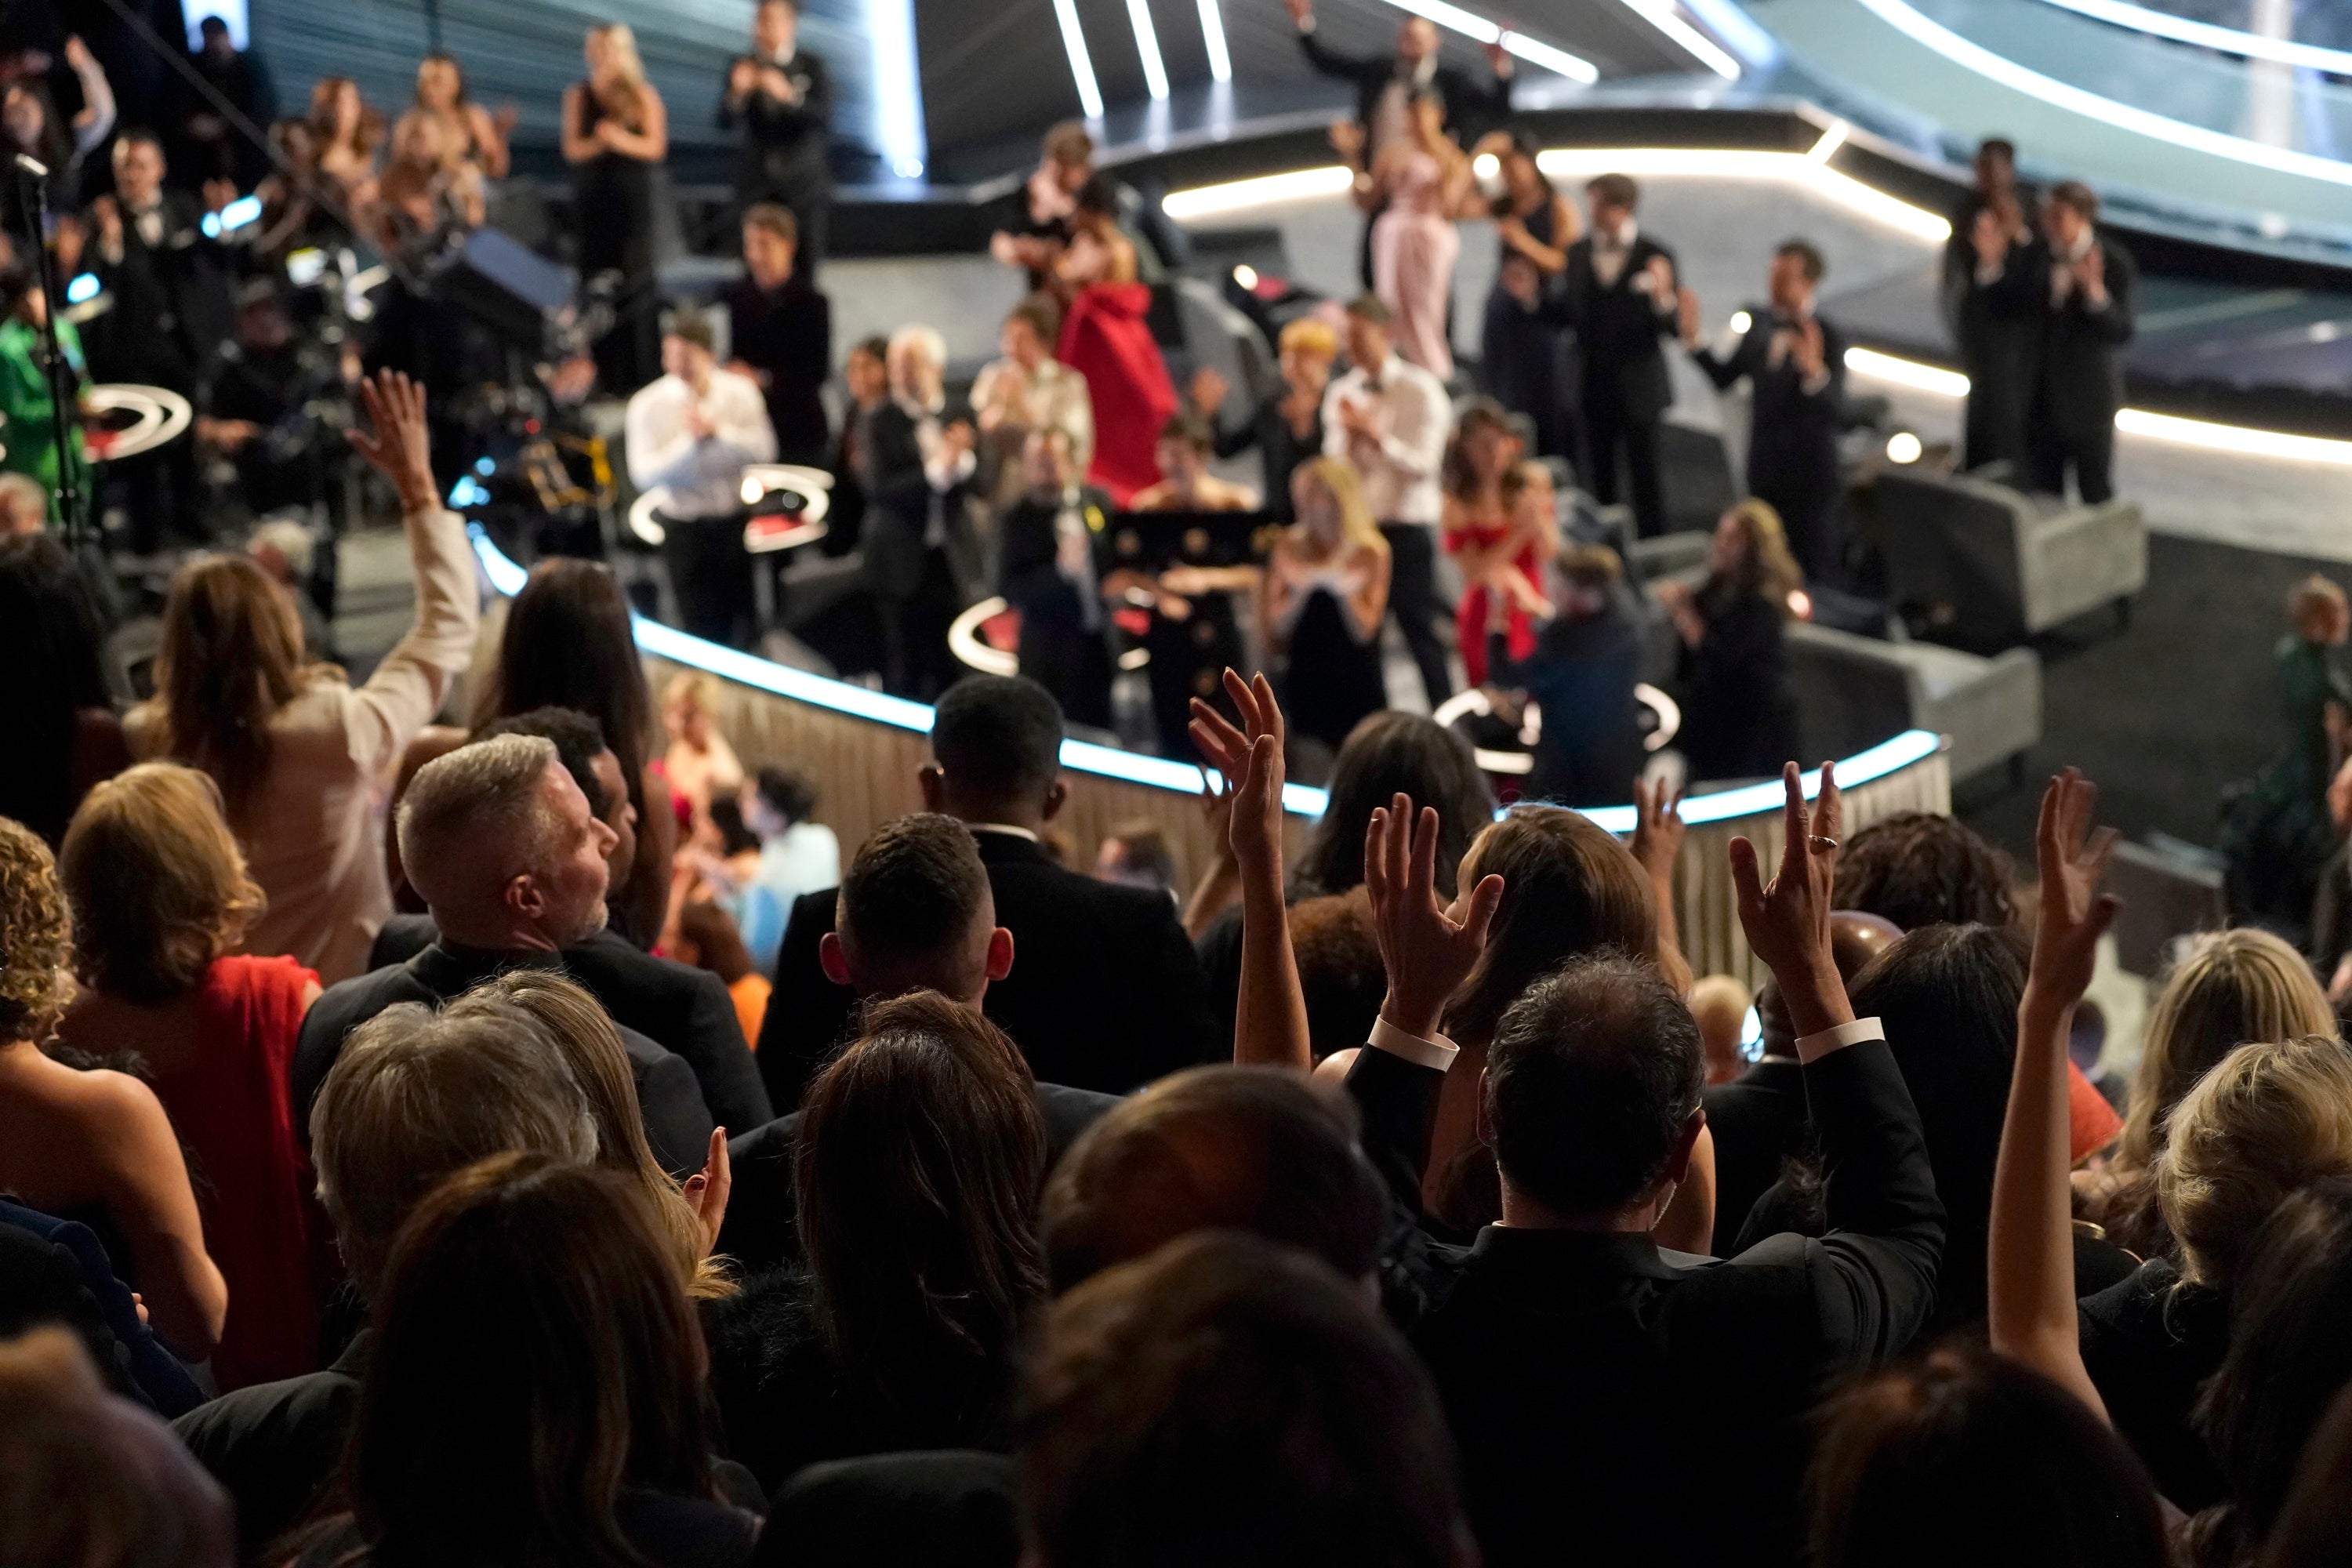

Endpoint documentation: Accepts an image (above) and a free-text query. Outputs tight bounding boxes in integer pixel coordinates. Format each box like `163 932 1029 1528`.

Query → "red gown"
1058 281 1174 506
1445 518 1543 688
147 954 328 1389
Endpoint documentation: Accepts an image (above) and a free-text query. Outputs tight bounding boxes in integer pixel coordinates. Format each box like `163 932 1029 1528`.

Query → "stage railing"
472 532 1950 985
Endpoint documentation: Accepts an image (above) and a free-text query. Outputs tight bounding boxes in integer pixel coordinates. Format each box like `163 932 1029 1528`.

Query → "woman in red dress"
58 763 327 1390
1054 177 1174 505
1441 403 1554 687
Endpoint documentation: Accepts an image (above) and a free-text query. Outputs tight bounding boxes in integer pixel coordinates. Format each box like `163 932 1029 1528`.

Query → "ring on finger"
1808 835 1838 853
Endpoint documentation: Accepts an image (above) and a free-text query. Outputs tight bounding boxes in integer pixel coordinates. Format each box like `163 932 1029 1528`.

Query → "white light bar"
1806 118 1849 164
1197 0 1232 82
1162 164 1355 220
1853 0 2352 190
1614 0 1741 79
1126 0 1171 101
1532 147 1951 241
2036 0 2352 74
2115 408 2352 467
1051 0 1105 120
1844 345 1971 397
865 0 928 179
1379 0 1600 84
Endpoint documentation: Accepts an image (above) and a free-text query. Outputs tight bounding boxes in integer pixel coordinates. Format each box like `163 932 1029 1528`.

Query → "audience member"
293 731 764 1143
0 1190 203 1417
1834 808 2018 930
0 469 46 534
2 38 113 227
2223 572 2349 939
863 323 979 700
172 997 601 1557
629 311 779 649
292 1156 757 1567
1942 136 2038 474
1052 177 1177 505
55 765 325 1390
971 294 1091 506
1094 821 1175 898
1690 972 1751 1087
1128 410 1258 512
662 671 747 827
1508 540 1645 808
725 202 832 463
1656 499 1800 782
760 677 1215 1102
676 901 772 1047
0 532 125 845
721 0 833 272
1682 238 1848 582
1189 315 1335 524
0 1327 234 1568
1439 400 1530 688
1476 130 1577 459
0 263 89 512
182 17 274 187
708 991 1045 1489
563 24 668 393
1019 1230 1469 1568
713 766 838 971
245 517 336 662
1339 89 1473 379
1555 172 1680 538
1324 292 1451 707
395 52 513 183
997 426 1117 730
2263 1378 2352 1568
1262 456 1392 757
474 556 677 943
305 76 383 212
2025 181 2136 504
0 815 227 1365
129 372 475 982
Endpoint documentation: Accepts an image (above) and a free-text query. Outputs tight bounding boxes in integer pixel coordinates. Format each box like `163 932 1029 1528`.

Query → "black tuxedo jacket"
756 831 1221 1108
1690 309 1847 503
2027 232 2137 437
82 191 233 390
754 1450 1015 1568
1346 1035 1942 1568
862 401 981 601
1297 29 1512 145
725 274 833 464
718 1078 1119 1272
292 934 770 1161
1552 234 1680 423
997 487 1115 638
718 49 833 204
1702 1057 1810 1254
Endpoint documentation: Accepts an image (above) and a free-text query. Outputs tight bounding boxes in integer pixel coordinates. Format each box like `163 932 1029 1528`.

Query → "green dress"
0 314 88 517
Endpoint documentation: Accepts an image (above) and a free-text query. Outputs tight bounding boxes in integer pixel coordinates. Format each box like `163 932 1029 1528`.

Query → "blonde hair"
151 554 321 826
590 22 646 85
663 671 720 715
443 972 732 1298
2157 1036 2352 1288
0 817 71 1041
1291 457 1389 559
60 764 263 1006
2119 927 2336 1171
1278 317 1340 360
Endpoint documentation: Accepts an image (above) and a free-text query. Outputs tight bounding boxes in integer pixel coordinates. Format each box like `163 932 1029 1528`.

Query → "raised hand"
1286 0 1314 26
346 368 437 512
1727 762 1851 1036
1189 365 1230 417
1327 117 1365 164
1363 792 1505 1038
1972 205 2006 267
1792 318 1827 379
1676 285 1701 347
2078 244 2107 302
681 1125 731 1258
1630 775 1686 887
2025 768 2118 1015
1189 668 1286 877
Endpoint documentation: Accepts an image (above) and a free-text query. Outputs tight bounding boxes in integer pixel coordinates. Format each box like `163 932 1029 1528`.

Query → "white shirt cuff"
1367 1015 1460 1072
1795 1016 1884 1065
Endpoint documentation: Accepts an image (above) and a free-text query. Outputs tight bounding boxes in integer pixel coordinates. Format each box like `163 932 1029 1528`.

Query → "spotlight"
1232 263 1258 290
1885 431 1924 464
1727 309 1751 335
1472 153 1498 179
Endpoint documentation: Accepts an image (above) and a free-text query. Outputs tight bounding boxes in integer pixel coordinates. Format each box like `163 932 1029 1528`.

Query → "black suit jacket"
1296 29 1512 146
755 1450 1016 1568
718 49 833 205
1552 234 1681 423
173 1333 366 1561
718 1079 1118 1272
1701 1057 1809 1254
292 937 760 1167
725 275 833 464
82 191 233 392
1690 308 1846 504
1348 1036 1943 1568
2027 232 2136 438
861 401 981 601
997 486 1114 639
757 832 1220 1108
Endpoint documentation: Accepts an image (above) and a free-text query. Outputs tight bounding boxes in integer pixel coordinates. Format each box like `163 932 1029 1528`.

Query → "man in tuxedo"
719 0 833 273
724 203 831 466
1287 0 1512 287
862 324 980 700
1682 240 1849 582
2024 181 2136 504
717 811 1118 1270
1555 174 1682 539
293 733 768 1146
998 426 1117 731
1346 777 1943 1568
626 313 776 649
1940 137 2039 474
71 132 233 553
757 674 1220 1106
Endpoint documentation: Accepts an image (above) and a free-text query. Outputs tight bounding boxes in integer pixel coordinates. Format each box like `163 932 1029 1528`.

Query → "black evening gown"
575 82 661 394
1283 587 1388 754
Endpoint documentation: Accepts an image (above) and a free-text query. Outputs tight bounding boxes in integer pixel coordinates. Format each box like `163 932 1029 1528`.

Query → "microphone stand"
13 153 87 548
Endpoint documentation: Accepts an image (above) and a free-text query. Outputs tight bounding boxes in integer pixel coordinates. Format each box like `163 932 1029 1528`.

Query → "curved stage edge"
470 531 1950 984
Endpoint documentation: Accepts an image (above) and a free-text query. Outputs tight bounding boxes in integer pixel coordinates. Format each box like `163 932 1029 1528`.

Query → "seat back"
1786 622 1922 764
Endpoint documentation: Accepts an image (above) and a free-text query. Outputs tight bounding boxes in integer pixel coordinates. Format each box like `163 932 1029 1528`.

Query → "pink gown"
1371 151 1461 379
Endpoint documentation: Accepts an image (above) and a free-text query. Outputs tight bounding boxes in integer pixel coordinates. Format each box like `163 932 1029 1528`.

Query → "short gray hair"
397 733 564 912
310 998 598 1290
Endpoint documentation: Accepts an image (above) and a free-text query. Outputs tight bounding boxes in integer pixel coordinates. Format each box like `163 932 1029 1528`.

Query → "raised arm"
1193 670 1309 1071
600 85 668 162
1629 776 1694 996
1989 769 2118 1417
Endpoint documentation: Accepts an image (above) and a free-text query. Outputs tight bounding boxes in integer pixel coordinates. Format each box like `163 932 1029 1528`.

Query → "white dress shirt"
1321 351 1450 528
625 367 778 521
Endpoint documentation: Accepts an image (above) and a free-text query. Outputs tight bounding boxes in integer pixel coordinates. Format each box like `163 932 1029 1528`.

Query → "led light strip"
1380 0 1601 84
864 0 927 178
1613 0 1741 79
1050 0 1105 120
1197 0 1232 82
2034 0 2352 75
1126 0 1171 101
1849 0 2352 190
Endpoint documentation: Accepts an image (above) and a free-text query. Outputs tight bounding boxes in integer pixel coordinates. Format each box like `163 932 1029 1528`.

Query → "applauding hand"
1727 762 1851 1037
1363 793 1505 1039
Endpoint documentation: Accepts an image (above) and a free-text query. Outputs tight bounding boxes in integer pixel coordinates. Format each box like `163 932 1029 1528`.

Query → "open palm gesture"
2027 768 2118 1011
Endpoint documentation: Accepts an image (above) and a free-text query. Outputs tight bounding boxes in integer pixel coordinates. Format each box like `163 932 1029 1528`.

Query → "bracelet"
1793 1016 1884 1065
1367 1014 1460 1072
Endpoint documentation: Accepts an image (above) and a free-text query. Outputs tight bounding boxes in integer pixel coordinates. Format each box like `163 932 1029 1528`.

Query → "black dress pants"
660 511 757 648
877 546 962 701
1380 521 1453 708
2028 419 2116 505
1581 389 1666 538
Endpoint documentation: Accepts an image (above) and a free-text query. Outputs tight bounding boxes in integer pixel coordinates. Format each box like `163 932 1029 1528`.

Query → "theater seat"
1786 621 2043 786
1862 467 2147 649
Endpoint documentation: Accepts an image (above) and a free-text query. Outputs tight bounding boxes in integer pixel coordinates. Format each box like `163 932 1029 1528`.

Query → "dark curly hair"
1831 812 2016 933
